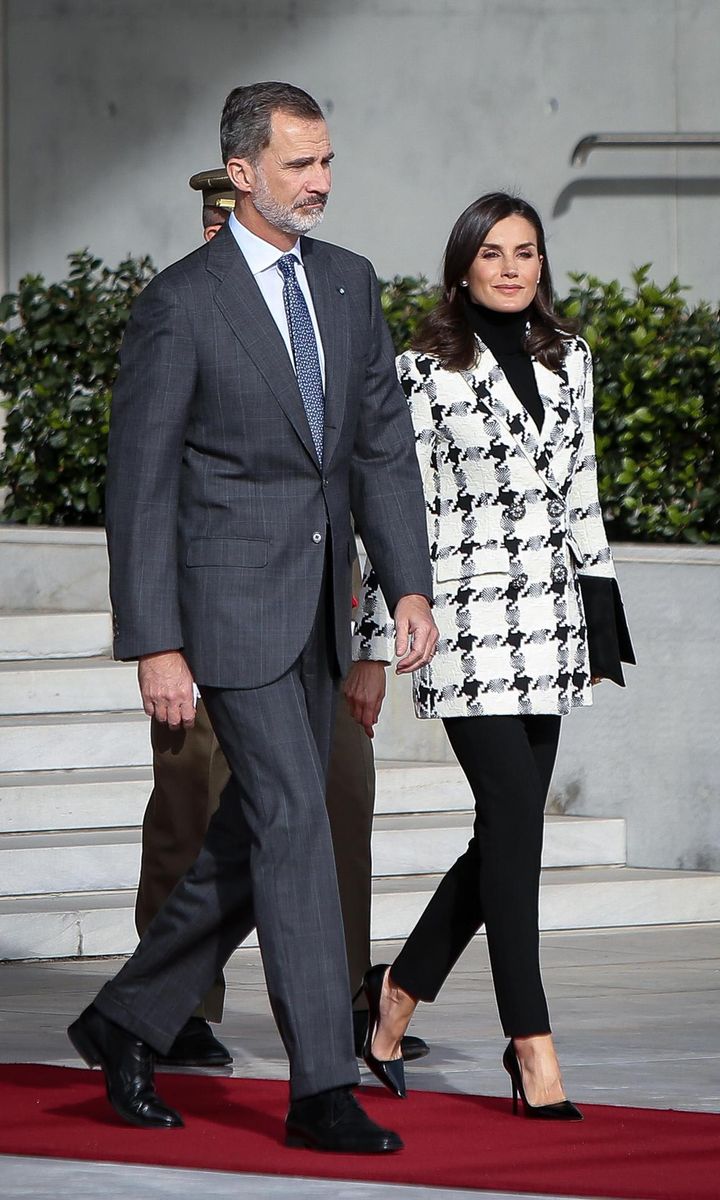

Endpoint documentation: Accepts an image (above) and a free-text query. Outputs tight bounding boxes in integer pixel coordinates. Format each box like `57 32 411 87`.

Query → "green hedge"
0 254 718 542
557 267 719 545
0 250 154 524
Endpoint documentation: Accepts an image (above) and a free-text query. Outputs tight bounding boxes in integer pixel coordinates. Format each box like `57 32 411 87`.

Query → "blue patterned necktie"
277 253 324 463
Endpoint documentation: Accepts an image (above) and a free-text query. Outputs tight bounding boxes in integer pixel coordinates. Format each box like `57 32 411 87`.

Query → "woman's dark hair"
414 192 576 371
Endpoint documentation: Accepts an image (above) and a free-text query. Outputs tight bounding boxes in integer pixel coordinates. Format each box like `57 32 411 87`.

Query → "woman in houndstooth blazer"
349 193 633 1118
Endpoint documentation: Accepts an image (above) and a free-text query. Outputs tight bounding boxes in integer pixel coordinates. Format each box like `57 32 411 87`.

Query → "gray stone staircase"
2 609 720 961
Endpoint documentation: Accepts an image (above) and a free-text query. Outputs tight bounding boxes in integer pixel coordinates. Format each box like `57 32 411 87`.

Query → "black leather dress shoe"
67 1004 183 1128
286 1086 403 1153
353 1009 429 1062
156 1017 233 1068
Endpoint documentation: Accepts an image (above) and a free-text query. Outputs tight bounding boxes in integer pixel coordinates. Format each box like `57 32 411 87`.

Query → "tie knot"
277 254 298 279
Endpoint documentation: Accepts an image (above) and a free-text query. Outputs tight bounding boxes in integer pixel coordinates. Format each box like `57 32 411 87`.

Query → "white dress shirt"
228 212 326 384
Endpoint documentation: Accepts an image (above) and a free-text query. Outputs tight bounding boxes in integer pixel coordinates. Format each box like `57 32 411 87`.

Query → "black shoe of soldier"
156 1017 233 1067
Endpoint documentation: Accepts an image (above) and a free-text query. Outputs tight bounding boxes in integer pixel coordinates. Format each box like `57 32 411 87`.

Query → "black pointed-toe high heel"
502 1041 583 1121
362 964 406 1099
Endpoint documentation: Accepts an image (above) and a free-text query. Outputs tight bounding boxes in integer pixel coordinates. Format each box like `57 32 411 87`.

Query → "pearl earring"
459 279 468 287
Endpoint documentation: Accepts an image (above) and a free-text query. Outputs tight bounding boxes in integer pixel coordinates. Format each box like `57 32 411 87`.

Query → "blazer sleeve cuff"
578 574 636 686
352 630 395 663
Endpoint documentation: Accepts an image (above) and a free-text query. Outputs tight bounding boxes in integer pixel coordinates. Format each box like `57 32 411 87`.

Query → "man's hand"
138 650 196 729
393 594 438 673
344 660 388 738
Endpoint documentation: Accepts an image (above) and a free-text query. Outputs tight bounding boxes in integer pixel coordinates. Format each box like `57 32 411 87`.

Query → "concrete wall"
5 0 720 299
373 543 720 875
548 545 719 874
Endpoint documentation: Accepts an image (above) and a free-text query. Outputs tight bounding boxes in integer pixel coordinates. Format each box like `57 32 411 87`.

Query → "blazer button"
312 531 323 544
548 500 564 519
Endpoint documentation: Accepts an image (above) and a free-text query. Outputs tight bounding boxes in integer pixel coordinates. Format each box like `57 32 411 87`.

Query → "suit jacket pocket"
435 546 509 583
186 536 269 568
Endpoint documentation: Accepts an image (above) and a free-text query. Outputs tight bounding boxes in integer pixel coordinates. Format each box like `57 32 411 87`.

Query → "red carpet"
1 1064 719 1198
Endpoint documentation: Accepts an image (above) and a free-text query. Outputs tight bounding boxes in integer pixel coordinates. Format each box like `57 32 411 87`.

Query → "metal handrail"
571 132 720 167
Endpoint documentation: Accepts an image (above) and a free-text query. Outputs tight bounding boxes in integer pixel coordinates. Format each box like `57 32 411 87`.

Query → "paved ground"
2 924 719 1198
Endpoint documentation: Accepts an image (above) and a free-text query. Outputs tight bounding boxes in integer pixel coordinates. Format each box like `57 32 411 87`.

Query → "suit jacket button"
312 531 323 543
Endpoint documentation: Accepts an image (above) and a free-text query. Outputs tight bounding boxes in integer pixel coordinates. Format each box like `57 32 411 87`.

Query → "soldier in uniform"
132 169 428 1069
190 167 235 241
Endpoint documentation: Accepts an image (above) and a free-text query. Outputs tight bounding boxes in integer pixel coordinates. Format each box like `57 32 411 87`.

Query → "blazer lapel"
206 227 320 468
460 340 568 498
532 357 579 478
301 237 351 470
461 341 545 465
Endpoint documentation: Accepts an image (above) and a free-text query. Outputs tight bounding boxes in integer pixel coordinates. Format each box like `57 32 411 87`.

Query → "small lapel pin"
337 286 345 295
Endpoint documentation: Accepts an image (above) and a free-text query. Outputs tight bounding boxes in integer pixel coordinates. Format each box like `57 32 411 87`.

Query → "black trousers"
392 713 561 1037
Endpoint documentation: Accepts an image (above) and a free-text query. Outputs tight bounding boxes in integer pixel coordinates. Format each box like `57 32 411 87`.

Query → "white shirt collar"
228 211 302 275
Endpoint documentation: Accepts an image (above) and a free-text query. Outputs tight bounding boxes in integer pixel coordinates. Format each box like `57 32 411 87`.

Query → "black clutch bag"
578 574 636 687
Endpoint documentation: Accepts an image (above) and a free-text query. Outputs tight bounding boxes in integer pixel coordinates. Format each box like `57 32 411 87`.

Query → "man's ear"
226 157 254 195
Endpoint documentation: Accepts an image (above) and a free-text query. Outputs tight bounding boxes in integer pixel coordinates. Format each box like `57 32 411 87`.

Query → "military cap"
189 168 235 210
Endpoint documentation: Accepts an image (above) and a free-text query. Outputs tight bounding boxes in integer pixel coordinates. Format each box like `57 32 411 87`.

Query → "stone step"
0 890 137 959
0 526 109 613
2 866 719 960
369 812 626 874
0 829 142 897
0 767 153 832
0 709 472 782
374 762 473 814
370 867 720 939
0 712 150 772
0 612 112 661
0 762 477 832
0 657 138 714
0 814 625 897
0 660 470 798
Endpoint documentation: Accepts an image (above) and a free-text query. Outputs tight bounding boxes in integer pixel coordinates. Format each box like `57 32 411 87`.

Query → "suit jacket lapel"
301 237 350 470
206 227 320 468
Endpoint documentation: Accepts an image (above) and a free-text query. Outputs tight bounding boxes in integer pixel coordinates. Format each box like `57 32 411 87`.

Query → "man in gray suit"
68 82 436 1155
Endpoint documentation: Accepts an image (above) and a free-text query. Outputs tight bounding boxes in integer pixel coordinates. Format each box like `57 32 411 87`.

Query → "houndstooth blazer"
353 336 618 718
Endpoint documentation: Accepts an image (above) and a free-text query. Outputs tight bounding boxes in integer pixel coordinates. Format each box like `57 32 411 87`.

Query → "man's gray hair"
220 82 324 165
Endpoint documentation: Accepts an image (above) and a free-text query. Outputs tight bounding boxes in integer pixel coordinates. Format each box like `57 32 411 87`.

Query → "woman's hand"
343 660 389 738
393 594 438 672
591 675 603 685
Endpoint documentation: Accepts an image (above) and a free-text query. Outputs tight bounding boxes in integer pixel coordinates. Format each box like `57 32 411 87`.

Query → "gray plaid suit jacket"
105 223 431 688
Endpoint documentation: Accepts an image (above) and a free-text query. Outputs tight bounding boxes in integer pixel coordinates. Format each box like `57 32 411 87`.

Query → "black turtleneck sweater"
463 298 545 433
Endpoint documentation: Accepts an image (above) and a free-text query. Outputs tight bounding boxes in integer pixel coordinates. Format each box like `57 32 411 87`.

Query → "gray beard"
252 172 326 236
